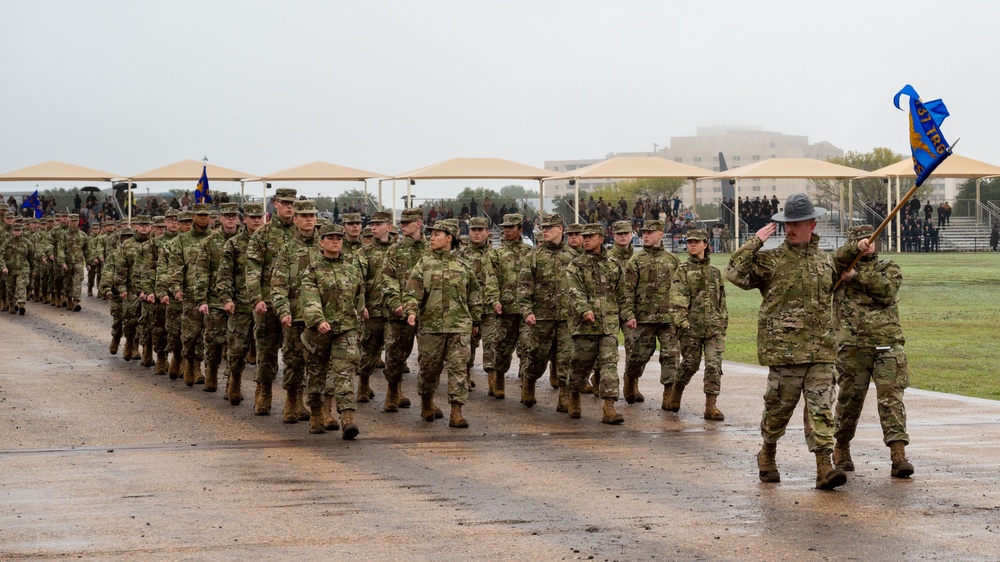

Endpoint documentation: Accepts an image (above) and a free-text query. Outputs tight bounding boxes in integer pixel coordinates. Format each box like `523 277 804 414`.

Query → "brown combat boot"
356 375 371 403
226 371 243 405
341 409 360 440
282 388 298 423
421 393 436 422
192 361 205 385
72 300 82 312
623 375 637 404
667 383 685 412
633 376 645 403
203 362 219 392
815 451 848 490
384 381 399 413
295 388 310 421
486 369 496 397
568 391 582 419
588 372 600 396
154 352 168 376
449 403 468 428
601 398 624 425
322 396 339 431
556 385 570 413
254 383 272 415
122 339 135 362
520 377 536 408
397 386 411 409
757 442 780 483
704 394 725 421
889 441 914 478
141 344 154 368
168 353 181 380
549 367 559 390
244 347 256 366
308 393 325 434
109 336 120 356
661 384 673 411
833 441 855 471
182 358 194 386
494 371 506 400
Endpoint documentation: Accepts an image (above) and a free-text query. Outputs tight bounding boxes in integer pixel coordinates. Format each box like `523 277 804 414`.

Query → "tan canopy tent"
251 161 388 213
715 158 876 245
546 156 719 223
873 154 1000 249
393 157 556 219
0 160 123 182
126 159 257 223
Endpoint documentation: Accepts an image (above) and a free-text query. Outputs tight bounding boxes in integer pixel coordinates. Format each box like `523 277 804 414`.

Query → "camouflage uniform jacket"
402 248 483 334
133 237 158 295
457 241 489 291
61 228 87 267
269 227 319 322
216 228 254 314
342 236 364 264
669 254 728 338
833 242 904 347
115 234 151 295
724 233 838 366
383 235 427 312
356 237 393 319
625 243 679 325
32 229 51 264
516 240 575 321
245 217 295 307
193 228 238 310
49 226 65 262
99 244 123 298
85 231 102 264
166 226 211 298
300 252 365 334
609 244 633 264
152 231 179 299
565 246 634 336
484 238 532 313
1 234 31 277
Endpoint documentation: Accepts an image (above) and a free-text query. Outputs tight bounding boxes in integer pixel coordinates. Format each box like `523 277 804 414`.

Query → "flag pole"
835 140 958 290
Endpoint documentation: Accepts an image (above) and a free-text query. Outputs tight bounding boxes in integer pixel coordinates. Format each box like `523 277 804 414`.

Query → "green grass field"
714 251 1000 400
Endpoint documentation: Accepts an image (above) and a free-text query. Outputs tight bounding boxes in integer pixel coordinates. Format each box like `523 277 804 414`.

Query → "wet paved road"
2 297 999 560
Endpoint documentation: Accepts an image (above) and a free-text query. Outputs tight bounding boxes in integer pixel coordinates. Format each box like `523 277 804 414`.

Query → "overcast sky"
1 0 995 198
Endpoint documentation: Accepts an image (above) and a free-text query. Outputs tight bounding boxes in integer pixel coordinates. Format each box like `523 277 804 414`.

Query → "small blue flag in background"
894 84 952 187
21 189 43 218
194 165 212 204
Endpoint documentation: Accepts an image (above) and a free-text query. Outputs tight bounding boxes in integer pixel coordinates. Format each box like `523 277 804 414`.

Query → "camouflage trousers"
31 264 43 297
760 363 837 453
109 297 124 340
570 335 620 399
384 319 416 384
676 333 725 395
147 301 168 354
417 332 471 405
483 314 523 377
203 307 229 366
623 323 680 385
358 317 388 379
137 299 151 347
163 301 183 355
280 321 307 391
467 324 482 374
303 327 359 412
62 263 83 302
519 320 573 385
180 302 205 361
224 311 254 382
253 307 282 386
121 294 142 342
835 345 910 446
87 262 101 293
5 272 28 306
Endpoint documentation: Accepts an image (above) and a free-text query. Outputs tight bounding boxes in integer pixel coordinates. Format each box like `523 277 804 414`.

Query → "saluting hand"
756 222 778 242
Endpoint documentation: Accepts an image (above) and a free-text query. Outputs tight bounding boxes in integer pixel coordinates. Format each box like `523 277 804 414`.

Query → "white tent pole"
363 180 369 216
894 176 901 253
378 179 383 210
538 179 544 215
574 178 580 223
839 181 844 232
848 179 853 229
976 178 982 225
407 179 412 209
262 180 268 223
392 179 397 221
127 180 133 224
734 179 740 246
690 178 696 211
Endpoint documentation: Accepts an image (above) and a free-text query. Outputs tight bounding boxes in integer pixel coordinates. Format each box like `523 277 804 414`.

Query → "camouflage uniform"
193 203 242 391
355 211 394 401
130 217 157 366
101 230 132 350
270 213 320 397
86 227 103 297
114 226 151 359
516 213 576 407
168 205 213 384
458 217 491 377
30 221 51 301
482 213 532 396
724 193 846 489
216 204 264 404
60 221 88 309
669 229 728 417
565 223 634 414
401 219 482 418
155 215 185 377
832 225 912 476
623 220 680 405
245 189 297 411
382 208 428 407
340 212 365 264
1 220 31 312
300 223 365 422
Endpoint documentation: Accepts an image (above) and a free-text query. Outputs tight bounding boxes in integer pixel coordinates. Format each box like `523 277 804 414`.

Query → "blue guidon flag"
194 164 212 204
893 84 952 187
21 189 43 218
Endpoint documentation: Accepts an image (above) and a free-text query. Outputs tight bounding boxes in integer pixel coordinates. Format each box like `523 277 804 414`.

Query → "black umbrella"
79 186 102 193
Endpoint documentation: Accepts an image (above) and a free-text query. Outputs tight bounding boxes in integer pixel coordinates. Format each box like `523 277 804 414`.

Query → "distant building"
544 125 844 205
